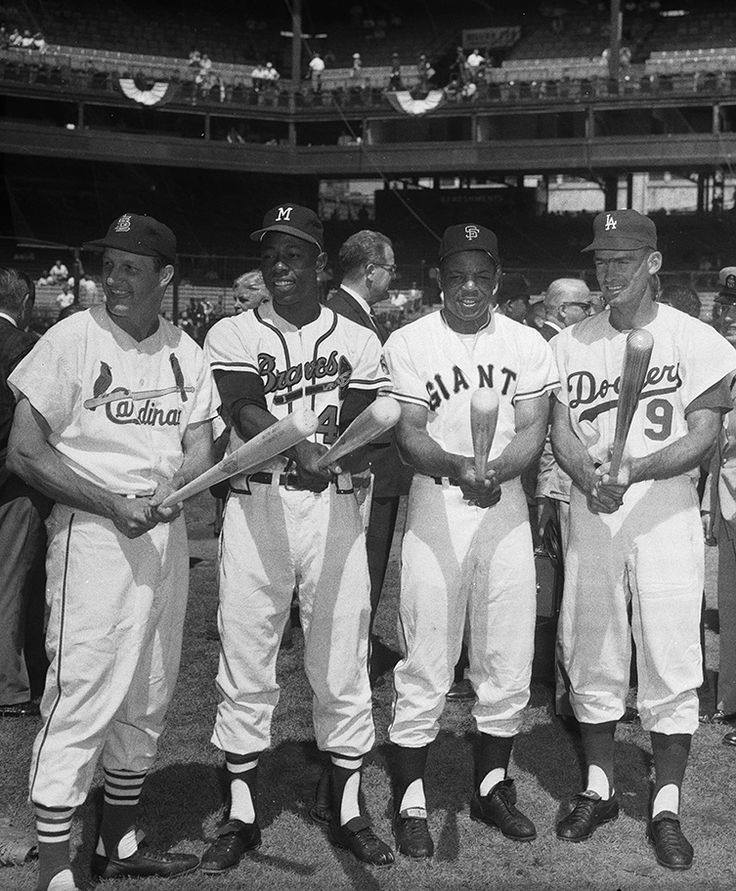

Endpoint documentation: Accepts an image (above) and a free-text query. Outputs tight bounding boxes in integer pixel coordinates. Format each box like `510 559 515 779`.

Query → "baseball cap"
84 213 176 263
582 209 657 253
250 204 324 250
439 223 500 264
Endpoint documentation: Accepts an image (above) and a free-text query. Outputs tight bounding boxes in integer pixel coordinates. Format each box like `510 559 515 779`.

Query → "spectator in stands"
232 270 269 314
20 30 33 48
497 272 531 323
79 274 100 305
309 52 325 91
32 32 46 53
389 52 402 90
200 53 213 75
465 48 485 81
417 53 432 91
188 49 201 67
0 269 51 720
9 28 22 47
351 52 362 79
55 282 74 312
526 301 547 330
454 46 467 84
48 259 68 283
251 62 266 92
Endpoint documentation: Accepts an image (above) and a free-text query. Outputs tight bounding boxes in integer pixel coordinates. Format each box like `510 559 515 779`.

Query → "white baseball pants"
389 476 537 747
29 504 188 808
561 476 703 734
212 481 374 758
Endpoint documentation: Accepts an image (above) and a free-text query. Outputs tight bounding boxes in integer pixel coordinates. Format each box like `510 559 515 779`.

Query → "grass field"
2 492 736 890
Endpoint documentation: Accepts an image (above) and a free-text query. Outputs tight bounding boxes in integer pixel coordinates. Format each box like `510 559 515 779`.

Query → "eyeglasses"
561 301 592 312
372 262 396 276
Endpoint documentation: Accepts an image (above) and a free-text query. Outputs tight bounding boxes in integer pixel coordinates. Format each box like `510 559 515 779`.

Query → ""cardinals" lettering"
106 398 182 427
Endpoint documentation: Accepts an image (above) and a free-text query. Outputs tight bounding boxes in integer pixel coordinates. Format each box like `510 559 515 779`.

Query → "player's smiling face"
440 251 499 332
260 232 324 308
594 248 661 312
102 248 171 324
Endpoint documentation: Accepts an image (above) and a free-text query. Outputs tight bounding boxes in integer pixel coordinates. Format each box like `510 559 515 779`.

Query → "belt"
230 471 371 495
432 476 461 487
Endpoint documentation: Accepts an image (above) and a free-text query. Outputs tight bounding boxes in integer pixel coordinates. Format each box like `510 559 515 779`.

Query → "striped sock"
98 768 146 859
226 753 259 824
330 754 364 825
35 804 74 889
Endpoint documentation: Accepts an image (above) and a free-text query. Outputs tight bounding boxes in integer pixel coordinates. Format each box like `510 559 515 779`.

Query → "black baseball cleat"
647 812 693 871
393 809 434 859
328 816 394 866
470 779 536 842
90 847 199 879
308 767 332 826
200 819 262 874
556 790 619 842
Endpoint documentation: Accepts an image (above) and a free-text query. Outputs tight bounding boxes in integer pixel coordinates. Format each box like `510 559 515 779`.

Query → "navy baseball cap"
439 223 499 264
250 204 324 249
84 213 177 263
583 209 657 253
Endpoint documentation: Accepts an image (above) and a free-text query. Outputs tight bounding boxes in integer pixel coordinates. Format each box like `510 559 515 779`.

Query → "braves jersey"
204 301 389 471
383 310 559 459
8 304 217 494
552 304 736 467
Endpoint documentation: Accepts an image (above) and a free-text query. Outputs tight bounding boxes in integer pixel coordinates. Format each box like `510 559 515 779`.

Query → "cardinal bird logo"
170 353 187 402
89 361 112 411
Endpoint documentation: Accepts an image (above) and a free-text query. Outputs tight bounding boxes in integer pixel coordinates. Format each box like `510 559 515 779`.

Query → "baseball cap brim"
250 224 322 248
83 234 175 261
582 236 656 252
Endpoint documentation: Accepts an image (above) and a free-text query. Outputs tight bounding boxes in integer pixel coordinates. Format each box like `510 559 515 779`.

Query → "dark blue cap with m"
250 204 324 249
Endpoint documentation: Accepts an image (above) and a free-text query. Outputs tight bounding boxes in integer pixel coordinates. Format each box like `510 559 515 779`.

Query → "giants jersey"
552 304 736 467
204 301 389 470
8 304 217 494
383 310 559 459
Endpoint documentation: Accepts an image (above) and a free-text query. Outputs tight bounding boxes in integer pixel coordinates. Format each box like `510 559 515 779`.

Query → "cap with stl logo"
84 213 177 263
583 209 657 253
250 204 324 249
439 223 500 264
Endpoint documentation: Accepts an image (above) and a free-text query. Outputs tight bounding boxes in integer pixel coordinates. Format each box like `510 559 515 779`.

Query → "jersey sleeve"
382 330 429 408
513 329 560 403
550 330 571 406
347 327 391 392
185 349 219 426
204 317 258 375
680 321 736 408
7 332 80 432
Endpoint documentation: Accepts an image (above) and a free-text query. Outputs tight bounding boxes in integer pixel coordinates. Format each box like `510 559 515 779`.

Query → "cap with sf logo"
250 204 324 249
583 209 657 253
439 223 499 264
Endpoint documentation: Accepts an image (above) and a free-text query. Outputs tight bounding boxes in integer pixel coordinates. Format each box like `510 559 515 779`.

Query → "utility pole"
289 0 302 114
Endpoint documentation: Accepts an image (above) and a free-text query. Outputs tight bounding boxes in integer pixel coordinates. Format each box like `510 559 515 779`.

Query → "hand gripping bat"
608 328 654 482
159 409 318 508
470 389 499 484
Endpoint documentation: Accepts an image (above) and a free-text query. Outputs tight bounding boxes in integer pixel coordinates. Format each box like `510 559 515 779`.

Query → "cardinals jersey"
552 303 736 467
8 304 217 494
383 310 559 459
205 301 389 471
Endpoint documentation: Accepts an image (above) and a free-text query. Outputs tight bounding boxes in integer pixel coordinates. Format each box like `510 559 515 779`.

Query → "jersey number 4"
316 405 340 444
644 398 673 441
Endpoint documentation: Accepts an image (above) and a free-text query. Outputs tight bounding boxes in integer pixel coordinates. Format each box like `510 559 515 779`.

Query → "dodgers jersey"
383 310 559 459
8 304 217 494
204 301 389 470
552 304 736 467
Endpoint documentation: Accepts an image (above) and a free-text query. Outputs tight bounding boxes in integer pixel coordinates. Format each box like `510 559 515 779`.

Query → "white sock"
230 776 256 824
652 783 679 817
95 826 137 859
399 778 426 814
46 870 77 891
479 767 506 797
586 765 611 800
340 772 361 824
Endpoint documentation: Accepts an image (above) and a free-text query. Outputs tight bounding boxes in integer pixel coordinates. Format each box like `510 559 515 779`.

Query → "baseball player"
6 214 217 891
551 210 736 870
384 223 559 859
201 204 394 872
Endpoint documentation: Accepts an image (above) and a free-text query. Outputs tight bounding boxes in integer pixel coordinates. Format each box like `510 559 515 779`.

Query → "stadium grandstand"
2 0 736 327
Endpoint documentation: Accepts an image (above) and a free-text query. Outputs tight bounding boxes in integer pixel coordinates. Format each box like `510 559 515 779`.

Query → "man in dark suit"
0 268 51 718
538 278 593 342
329 231 412 681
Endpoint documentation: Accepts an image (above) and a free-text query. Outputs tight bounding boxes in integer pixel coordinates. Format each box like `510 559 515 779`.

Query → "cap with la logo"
439 223 499 264
583 209 657 253
84 213 177 263
250 204 324 249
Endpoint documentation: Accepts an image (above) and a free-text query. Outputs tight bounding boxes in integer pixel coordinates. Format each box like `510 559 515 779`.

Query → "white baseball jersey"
552 304 736 469
383 309 559 456
9 304 217 494
205 301 389 476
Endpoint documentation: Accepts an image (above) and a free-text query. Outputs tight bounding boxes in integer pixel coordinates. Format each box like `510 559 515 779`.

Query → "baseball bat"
608 328 654 482
159 408 318 508
316 396 401 470
470 389 499 483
